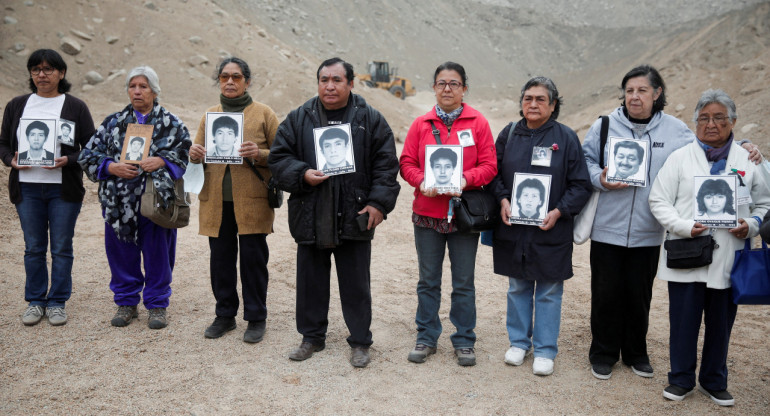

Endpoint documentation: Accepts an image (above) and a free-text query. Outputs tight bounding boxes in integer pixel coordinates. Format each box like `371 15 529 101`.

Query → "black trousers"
668 282 736 391
589 241 659 366
209 201 269 322
296 240 372 348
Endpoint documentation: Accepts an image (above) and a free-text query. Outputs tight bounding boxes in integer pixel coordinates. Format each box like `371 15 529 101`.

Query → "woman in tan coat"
188 57 279 343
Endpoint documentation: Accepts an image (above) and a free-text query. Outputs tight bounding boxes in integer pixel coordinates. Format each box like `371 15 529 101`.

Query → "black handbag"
663 234 717 269
452 190 500 233
246 159 283 209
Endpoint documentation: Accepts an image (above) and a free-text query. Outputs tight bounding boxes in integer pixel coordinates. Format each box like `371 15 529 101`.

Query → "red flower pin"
550 143 559 151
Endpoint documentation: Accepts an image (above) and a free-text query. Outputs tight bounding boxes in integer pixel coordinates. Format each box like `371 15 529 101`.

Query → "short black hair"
130 136 144 146
613 140 644 160
317 57 354 83
319 127 349 147
429 147 458 168
60 123 72 132
696 179 735 215
433 61 467 87
27 49 71 94
620 64 667 114
212 115 239 137
25 120 50 138
516 178 545 203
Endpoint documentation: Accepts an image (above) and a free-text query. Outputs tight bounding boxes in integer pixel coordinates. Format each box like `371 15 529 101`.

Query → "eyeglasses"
696 115 729 125
434 81 463 91
30 66 55 76
218 73 245 82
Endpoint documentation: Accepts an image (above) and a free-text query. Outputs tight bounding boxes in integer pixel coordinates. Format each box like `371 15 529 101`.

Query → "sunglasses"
218 73 245 82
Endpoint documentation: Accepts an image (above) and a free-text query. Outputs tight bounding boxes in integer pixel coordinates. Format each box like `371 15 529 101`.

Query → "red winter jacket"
399 103 497 219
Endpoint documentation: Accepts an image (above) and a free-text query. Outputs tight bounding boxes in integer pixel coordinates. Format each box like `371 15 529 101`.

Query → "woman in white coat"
649 89 770 407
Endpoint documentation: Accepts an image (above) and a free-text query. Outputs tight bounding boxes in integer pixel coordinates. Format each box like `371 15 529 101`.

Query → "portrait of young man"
57 121 75 146
125 136 145 161
314 125 355 175
424 145 462 193
205 113 244 163
18 119 56 166
510 173 551 226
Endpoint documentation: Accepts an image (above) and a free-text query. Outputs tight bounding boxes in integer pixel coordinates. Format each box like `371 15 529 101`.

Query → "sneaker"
455 347 476 366
663 384 694 401
204 316 236 339
22 305 45 326
698 386 734 406
148 308 167 329
504 346 530 366
591 363 612 380
533 357 554 376
46 307 68 326
351 347 371 368
243 320 266 343
631 363 654 378
407 343 437 363
111 305 138 327
289 341 325 361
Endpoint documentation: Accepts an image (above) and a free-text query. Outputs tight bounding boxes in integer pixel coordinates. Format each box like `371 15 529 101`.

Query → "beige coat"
193 102 279 237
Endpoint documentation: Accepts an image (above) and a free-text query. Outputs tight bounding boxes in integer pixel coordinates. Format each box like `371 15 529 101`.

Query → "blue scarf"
435 104 463 126
697 132 734 175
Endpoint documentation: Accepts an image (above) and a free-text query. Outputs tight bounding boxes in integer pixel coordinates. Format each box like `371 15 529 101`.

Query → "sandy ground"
1 143 769 415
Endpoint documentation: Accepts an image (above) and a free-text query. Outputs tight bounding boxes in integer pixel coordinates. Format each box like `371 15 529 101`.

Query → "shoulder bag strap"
246 159 269 188
599 115 609 168
429 120 442 145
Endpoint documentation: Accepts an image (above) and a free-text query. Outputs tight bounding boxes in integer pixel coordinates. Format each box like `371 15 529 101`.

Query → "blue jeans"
507 277 564 360
15 183 82 308
413 225 479 349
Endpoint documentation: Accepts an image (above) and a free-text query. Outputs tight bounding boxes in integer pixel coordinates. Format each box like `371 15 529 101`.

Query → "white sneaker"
533 357 554 376
504 346 529 366
22 305 45 326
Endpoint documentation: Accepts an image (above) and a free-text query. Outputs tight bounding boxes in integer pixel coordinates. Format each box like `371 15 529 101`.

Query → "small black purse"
452 190 499 233
663 233 717 269
247 159 284 209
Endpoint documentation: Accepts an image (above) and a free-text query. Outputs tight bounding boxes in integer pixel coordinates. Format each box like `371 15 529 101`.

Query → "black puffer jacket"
268 94 400 244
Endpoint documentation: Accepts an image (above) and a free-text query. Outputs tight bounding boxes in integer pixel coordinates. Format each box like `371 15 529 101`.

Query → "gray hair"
693 89 736 123
125 66 161 96
519 76 562 120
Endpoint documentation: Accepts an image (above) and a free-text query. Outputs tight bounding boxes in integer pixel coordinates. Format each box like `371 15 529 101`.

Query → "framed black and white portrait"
313 124 355 176
17 118 57 167
57 119 75 147
510 173 552 226
205 112 244 164
693 175 737 228
607 137 649 186
424 144 463 194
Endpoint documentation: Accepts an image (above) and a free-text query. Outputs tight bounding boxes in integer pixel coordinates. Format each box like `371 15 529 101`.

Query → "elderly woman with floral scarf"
79 66 190 330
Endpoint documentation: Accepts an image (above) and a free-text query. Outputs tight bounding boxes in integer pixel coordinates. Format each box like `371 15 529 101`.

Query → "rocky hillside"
1 0 768 145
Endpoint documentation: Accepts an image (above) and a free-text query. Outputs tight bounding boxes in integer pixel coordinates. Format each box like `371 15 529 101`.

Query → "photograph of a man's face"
510 173 551 226
18 118 57 166
205 112 244 164
125 136 145 161
313 124 355 175
57 121 74 146
424 145 462 193
607 137 648 186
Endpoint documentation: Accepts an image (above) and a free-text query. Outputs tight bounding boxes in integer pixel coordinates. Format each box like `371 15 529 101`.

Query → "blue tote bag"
730 239 770 304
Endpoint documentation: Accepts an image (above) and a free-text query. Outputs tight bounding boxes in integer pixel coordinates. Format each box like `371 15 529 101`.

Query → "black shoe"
631 363 654 378
591 363 612 380
350 347 371 368
111 305 138 327
698 386 734 406
204 316 236 339
663 384 694 401
243 320 266 343
289 341 325 361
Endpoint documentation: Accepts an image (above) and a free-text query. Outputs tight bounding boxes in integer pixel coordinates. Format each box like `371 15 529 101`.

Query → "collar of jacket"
513 117 556 135
610 106 665 133
303 93 365 126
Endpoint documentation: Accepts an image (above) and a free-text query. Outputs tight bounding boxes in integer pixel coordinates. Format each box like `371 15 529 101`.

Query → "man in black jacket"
269 57 400 368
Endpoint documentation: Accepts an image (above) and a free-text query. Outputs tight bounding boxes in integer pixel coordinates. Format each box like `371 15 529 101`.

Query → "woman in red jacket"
399 61 497 366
